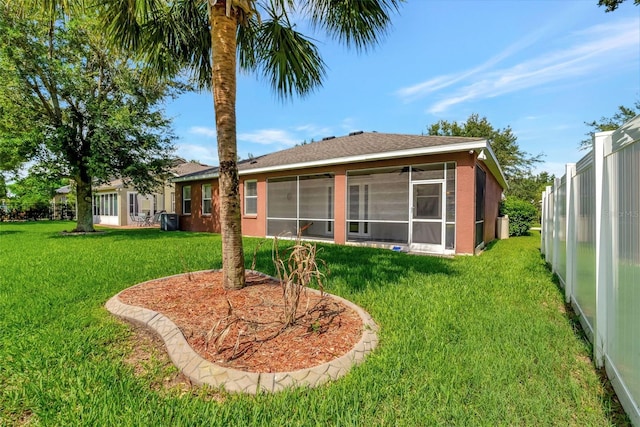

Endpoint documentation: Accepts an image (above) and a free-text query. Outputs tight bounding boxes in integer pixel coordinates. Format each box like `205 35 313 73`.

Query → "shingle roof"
55 185 72 194
172 161 211 177
238 132 483 171
173 132 507 188
93 160 213 191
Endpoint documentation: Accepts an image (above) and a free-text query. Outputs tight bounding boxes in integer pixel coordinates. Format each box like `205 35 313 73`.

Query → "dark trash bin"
160 213 179 231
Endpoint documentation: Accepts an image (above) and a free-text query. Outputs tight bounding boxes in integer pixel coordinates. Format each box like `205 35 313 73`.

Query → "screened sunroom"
263 162 457 253
346 162 456 253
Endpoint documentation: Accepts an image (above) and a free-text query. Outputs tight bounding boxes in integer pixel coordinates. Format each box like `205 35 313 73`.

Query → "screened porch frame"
263 162 457 253
265 173 335 240
345 162 456 253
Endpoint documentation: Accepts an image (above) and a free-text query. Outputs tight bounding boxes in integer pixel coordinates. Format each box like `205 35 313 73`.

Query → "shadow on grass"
0 229 23 236
479 238 500 253
48 228 215 241
249 241 457 293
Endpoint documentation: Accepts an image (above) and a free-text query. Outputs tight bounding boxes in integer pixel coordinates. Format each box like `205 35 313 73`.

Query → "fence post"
544 185 553 262
540 189 546 254
593 131 613 368
552 178 562 275
565 163 576 303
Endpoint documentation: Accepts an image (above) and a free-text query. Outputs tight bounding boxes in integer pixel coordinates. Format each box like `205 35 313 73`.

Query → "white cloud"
396 74 467 101
175 143 218 165
397 18 638 114
237 129 300 146
189 126 217 138
395 25 548 102
340 117 363 133
294 124 333 137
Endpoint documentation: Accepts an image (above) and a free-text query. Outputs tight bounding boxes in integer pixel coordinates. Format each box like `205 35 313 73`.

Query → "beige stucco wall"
93 180 175 226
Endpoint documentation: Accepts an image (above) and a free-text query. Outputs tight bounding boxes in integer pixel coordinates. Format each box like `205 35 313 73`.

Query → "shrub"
500 197 537 236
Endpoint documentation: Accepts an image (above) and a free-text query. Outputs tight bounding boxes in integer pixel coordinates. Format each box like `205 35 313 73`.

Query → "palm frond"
301 0 401 51
100 0 165 52
237 13 261 73
101 0 211 90
254 12 326 99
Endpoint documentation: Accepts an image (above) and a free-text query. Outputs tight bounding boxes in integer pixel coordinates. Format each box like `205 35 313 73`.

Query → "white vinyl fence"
541 115 640 426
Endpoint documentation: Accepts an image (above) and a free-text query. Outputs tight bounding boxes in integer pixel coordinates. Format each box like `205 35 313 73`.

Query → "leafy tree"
580 101 640 149
0 5 179 232
7 173 66 212
0 175 7 199
508 171 554 204
102 0 401 289
598 0 639 12
427 113 543 181
507 171 554 220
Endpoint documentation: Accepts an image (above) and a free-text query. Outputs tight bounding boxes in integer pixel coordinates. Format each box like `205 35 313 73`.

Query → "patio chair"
129 213 145 227
150 210 165 226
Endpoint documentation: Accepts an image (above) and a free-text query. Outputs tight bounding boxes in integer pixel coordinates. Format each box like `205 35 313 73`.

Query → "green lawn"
0 221 628 426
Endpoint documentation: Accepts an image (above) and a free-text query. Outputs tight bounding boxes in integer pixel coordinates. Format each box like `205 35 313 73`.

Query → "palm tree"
102 0 401 289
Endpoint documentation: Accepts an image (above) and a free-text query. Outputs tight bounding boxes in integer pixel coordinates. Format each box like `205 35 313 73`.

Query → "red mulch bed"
118 271 363 373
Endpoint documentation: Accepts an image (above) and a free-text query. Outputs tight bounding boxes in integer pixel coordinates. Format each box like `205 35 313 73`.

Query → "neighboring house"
52 185 75 220
91 159 211 226
172 132 507 255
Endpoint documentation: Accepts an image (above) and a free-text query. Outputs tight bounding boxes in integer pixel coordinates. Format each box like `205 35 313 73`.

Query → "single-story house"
91 159 211 226
52 185 75 220
172 132 507 255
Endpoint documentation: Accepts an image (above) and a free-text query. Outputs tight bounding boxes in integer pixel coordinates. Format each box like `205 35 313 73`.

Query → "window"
244 180 257 215
170 192 175 213
182 186 191 214
202 184 212 215
129 193 138 215
475 166 486 247
445 162 456 250
94 193 118 216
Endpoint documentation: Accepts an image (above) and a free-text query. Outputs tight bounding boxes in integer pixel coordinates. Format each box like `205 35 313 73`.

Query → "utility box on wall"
496 216 509 239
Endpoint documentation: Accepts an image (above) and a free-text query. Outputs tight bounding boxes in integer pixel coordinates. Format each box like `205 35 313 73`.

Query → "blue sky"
165 0 639 178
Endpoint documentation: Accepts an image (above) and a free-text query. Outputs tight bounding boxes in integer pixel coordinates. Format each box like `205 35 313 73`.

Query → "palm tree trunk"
210 2 245 290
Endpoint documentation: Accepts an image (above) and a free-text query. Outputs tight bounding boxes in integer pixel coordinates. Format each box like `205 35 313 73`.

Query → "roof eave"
170 139 508 189
171 171 219 183
479 143 508 189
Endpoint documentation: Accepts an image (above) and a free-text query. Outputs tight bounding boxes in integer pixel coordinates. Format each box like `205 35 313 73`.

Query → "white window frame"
202 184 212 215
182 185 191 215
244 180 257 216
94 193 118 216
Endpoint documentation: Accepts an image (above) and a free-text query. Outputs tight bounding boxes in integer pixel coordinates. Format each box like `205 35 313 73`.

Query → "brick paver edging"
105 269 379 394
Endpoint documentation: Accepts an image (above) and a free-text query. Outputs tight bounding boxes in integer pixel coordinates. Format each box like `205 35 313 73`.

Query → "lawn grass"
0 221 629 426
